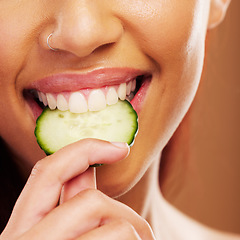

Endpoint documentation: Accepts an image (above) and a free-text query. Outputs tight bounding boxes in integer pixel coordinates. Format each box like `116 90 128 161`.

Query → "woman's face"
0 0 210 197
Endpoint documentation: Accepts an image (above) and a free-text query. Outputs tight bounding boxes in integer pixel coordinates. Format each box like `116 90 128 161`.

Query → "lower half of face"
0 0 210 197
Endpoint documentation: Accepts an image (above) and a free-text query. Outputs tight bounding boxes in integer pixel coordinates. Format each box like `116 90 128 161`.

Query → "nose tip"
49 3 123 58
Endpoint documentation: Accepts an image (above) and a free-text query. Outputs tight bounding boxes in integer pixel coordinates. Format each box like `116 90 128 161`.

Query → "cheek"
0 25 18 77
129 2 207 113
0 2 45 80
0 4 47 166
134 2 208 164
120 0 207 67
138 1 207 105
0 15 26 81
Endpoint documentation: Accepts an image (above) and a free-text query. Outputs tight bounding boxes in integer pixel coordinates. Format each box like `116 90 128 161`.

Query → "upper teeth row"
37 79 136 113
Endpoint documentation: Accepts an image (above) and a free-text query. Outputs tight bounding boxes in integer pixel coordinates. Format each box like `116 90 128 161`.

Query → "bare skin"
0 0 238 239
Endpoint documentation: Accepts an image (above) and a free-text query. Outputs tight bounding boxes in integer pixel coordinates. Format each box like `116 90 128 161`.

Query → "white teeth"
57 94 68 111
117 83 126 100
46 93 57 110
106 87 118 105
88 89 106 111
126 81 132 95
38 91 43 102
69 92 88 113
40 92 48 106
37 79 138 113
131 79 136 92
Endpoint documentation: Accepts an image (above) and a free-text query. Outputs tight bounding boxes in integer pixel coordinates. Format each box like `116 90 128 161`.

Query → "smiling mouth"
24 73 151 118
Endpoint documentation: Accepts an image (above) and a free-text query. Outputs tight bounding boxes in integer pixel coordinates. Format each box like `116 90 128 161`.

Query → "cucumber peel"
35 100 138 155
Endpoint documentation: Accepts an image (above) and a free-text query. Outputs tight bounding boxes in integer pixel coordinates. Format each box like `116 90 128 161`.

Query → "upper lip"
27 68 150 93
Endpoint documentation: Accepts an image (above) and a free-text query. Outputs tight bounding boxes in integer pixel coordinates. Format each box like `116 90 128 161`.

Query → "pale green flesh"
35 100 138 155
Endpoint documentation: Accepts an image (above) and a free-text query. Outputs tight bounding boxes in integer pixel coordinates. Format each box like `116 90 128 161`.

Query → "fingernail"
110 142 129 149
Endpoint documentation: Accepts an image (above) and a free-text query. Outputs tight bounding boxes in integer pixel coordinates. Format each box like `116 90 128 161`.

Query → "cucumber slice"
35 100 138 155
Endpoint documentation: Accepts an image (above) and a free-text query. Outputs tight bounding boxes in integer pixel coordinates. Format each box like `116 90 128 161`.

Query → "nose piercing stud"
47 33 58 51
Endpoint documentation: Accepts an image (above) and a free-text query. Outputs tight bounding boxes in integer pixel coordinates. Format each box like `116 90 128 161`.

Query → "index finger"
4 139 129 237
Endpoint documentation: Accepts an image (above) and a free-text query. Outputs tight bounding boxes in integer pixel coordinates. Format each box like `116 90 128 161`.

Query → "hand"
0 139 155 240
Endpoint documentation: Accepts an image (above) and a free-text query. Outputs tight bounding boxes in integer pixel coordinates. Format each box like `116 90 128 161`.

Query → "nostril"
92 42 115 55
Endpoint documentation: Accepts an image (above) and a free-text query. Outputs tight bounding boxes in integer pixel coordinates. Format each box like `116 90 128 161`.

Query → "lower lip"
25 76 151 121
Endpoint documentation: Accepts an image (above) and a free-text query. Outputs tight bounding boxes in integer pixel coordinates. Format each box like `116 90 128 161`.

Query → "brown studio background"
160 0 240 234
